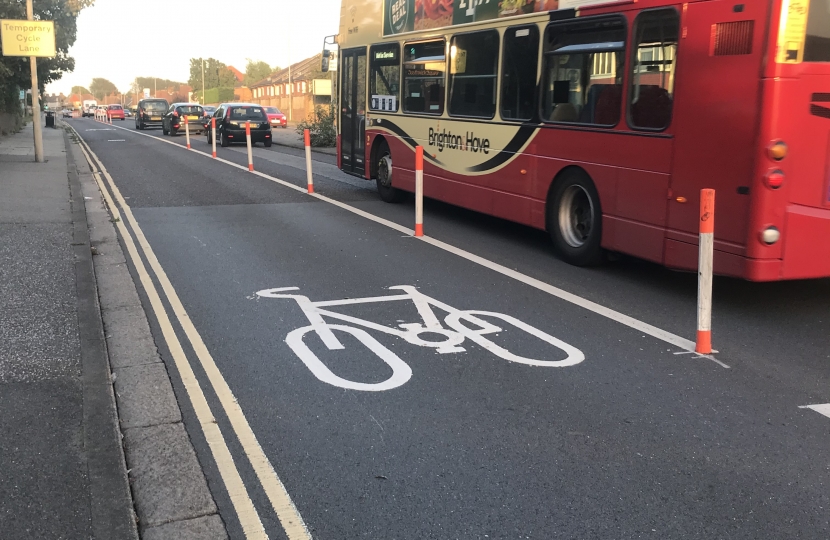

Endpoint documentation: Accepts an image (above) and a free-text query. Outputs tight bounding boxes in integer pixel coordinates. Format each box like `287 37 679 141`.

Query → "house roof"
250 53 323 88
226 66 245 83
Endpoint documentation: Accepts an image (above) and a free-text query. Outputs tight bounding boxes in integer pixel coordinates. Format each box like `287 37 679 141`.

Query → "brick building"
249 53 333 122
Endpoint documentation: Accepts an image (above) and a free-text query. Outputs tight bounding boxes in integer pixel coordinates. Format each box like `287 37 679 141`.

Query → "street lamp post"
201 58 205 104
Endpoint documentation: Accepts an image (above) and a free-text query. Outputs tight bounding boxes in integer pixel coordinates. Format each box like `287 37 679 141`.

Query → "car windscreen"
109 105 122 110
229 107 266 120
177 105 203 114
264 107 281 114
143 101 167 112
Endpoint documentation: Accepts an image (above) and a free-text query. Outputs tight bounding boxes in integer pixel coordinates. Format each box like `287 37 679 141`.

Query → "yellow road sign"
0 19 56 57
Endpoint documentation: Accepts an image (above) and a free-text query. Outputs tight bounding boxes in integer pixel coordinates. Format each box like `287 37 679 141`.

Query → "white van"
82 100 97 117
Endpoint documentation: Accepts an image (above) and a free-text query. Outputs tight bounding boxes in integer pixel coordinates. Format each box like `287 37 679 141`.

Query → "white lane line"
107 139 126 142
73 141 270 539
799 404 830 419
100 121 724 365
71 125 313 540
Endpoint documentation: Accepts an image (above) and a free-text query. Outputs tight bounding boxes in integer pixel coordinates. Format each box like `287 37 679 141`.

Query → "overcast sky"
48 0 340 95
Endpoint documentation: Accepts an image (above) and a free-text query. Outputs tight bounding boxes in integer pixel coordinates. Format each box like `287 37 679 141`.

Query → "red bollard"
415 146 424 237
304 129 314 194
696 189 715 354
246 120 254 171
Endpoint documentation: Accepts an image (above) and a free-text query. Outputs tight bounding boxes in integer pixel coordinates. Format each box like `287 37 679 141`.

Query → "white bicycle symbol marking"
256 285 585 391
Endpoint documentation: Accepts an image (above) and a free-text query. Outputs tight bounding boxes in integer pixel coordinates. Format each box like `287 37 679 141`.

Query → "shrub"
296 106 335 147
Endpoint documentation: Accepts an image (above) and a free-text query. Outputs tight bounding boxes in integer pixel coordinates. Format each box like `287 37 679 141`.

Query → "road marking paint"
85 128 114 131
97 121 725 366
73 142 269 539
70 125 313 540
259 285 584 392
799 404 830 419
107 139 125 142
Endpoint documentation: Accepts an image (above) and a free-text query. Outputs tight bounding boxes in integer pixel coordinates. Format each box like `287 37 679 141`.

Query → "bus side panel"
668 0 769 247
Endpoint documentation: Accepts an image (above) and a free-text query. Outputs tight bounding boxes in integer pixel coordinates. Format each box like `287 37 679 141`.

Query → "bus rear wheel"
548 171 603 266
376 143 406 203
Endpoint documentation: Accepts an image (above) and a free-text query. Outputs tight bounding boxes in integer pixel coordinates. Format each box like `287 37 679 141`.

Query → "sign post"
1 2 57 163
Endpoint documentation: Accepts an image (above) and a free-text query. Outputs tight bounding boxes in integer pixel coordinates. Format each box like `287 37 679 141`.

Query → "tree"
71 85 90 95
244 59 274 87
0 0 95 118
89 78 118 100
188 58 236 90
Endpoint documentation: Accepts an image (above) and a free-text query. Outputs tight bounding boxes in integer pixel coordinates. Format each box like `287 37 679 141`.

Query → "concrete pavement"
0 117 228 539
0 120 136 538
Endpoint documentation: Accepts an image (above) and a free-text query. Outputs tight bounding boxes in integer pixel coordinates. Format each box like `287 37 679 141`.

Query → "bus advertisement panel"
383 0 623 35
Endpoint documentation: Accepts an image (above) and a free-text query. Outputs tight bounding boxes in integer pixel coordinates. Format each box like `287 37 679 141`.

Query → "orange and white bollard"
415 145 424 237
304 128 314 193
211 117 217 158
185 116 191 149
245 120 254 171
696 188 715 354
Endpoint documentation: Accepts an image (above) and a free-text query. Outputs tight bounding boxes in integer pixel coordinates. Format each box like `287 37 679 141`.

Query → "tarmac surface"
68 116 830 540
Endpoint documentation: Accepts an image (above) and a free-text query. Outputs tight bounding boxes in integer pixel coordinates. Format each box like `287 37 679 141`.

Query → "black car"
135 98 170 130
206 103 272 147
162 103 206 136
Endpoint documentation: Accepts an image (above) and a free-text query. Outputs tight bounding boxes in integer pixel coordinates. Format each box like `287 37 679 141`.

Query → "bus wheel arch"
371 137 406 203
545 167 604 266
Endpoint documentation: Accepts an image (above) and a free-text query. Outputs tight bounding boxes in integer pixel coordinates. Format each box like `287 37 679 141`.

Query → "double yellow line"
71 127 312 540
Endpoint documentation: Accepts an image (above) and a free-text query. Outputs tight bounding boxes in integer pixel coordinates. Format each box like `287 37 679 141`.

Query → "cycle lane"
73 120 830 539
129 201 830 539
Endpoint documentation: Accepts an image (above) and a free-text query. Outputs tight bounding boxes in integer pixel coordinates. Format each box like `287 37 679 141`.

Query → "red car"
264 106 287 128
107 104 126 121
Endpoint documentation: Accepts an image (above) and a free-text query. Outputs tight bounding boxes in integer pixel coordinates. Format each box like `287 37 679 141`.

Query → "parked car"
135 98 170 130
62 109 73 118
162 103 205 136
206 103 272 147
264 107 287 129
107 104 126 121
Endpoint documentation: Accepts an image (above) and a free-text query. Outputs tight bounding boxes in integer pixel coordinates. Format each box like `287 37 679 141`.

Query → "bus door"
340 48 367 176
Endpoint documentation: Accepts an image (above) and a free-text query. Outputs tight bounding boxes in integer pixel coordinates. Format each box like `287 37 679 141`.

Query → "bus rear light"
768 141 787 161
761 226 781 245
764 170 784 189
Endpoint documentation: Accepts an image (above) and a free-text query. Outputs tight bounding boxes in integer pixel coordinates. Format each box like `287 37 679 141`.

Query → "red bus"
332 0 830 280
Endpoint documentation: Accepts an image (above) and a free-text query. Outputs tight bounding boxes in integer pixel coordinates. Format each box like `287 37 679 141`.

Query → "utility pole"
201 58 205 104
154 78 157 97
26 0 44 162
288 31 293 122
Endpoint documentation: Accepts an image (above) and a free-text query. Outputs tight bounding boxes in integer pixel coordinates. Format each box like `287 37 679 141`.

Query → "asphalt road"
71 117 830 539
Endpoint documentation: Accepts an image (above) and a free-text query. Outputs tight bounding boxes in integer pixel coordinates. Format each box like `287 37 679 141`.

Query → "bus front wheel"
548 171 603 266
375 143 406 203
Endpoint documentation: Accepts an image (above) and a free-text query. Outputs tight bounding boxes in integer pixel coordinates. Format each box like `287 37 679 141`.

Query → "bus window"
542 17 625 126
501 25 539 122
628 9 679 130
403 40 446 115
804 0 830 62
449 30 499 118
370 44 401 112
